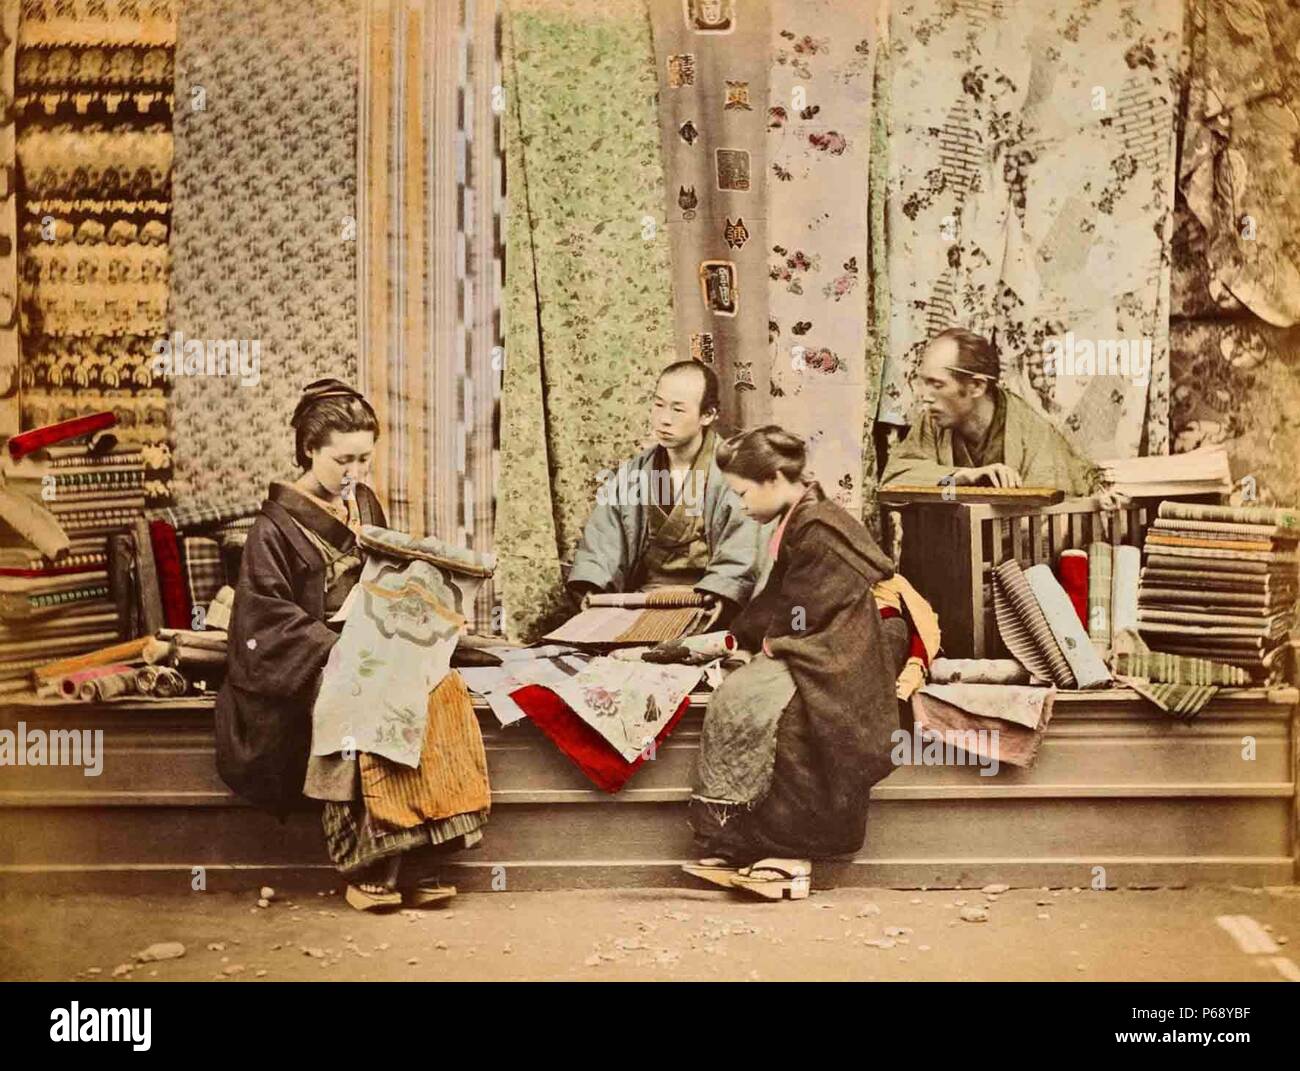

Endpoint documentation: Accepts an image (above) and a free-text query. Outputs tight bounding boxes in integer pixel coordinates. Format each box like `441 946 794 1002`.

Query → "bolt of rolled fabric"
546 587 717 646
5 411 117 462
927 658 1033 685
55 663 136 699
1023 565 1112 689
992 560 1075 689
79 666 140 702
134 665 187 698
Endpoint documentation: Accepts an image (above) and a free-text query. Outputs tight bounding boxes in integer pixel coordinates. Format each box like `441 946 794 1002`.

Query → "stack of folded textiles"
0 415 161 694
1137 501 1300 683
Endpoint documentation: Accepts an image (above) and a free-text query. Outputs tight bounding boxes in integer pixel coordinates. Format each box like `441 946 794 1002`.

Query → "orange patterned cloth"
359 671 491 833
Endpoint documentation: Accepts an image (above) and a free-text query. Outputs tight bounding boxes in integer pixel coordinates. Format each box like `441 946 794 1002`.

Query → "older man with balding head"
882 328 1123 507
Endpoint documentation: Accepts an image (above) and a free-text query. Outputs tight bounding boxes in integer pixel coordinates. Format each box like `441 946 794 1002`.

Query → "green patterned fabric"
499 0 676 642
861 37 891 535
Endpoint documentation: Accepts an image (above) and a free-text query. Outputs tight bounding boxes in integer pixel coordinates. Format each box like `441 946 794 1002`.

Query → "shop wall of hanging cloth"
879 0 1181 460
167 0 360 504
499 0 677 643
14 0 176 467
1169 0 1300 509
357 0 503 633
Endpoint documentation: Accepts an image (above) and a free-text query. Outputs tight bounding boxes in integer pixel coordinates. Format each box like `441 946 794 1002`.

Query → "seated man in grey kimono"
567 361 764 623
882 327 1124 509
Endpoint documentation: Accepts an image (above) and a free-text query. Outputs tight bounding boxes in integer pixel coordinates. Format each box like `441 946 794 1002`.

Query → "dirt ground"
3 883 1299 982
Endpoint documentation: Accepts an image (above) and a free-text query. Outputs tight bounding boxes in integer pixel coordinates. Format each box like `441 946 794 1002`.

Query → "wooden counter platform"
1 689 1296 891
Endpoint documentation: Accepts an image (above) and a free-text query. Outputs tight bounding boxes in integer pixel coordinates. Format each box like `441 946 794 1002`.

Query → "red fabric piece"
511 684 690 793
149 520 192 630
879 605 930 668
1056 552 1089 627
6 412 116 461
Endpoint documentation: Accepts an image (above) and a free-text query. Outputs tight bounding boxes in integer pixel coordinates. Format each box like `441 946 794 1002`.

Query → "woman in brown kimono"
217 379 481 912
684 426 906 900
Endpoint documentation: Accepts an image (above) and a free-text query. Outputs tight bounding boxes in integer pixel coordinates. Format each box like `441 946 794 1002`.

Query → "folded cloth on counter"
910 686 1057 769
312 527 494 769
918 682 1056 731
874 573 942 700
144 497 262 533
206 585 234 631
459 651 593 727
358 671 491 834
992 559 1075 688
1111 544 1141 636
1156 500 1300 529
526 655 705 763
1086 541 1111 645
180 536 223 613
927 658 1034 685
1120 677 1218 720
511 683 691 793
5 411 117 461
1024 564 1112 688
0 487 71 560
1150 517 1300 542
1113 648 1249 686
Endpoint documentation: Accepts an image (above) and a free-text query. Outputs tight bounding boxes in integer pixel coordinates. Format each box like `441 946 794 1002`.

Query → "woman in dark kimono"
684 426 906 899
216 379 481 912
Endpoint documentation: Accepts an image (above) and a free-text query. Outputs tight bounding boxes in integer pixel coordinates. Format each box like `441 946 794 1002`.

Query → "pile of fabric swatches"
911 658 1058 769
906 558 1120 769
0 458 257 698
0 412 162 695
456 634 725 793
544 588 717 646
1110 630 1250 721
1136 502 1299 685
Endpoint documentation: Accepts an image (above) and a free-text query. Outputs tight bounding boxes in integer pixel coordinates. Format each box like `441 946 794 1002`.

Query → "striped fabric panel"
992 559 1076 688
614 607 702 645
1122 649 1248 686
358 671 492 832
359 0 501 634
1126 677 1217 720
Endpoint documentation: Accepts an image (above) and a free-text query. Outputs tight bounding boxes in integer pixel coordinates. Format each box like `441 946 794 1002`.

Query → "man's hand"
952 463 1023 488
567 581 601 608
1096 489 1130 512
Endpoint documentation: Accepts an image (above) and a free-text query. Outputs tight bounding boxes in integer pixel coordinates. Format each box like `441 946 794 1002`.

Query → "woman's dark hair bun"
291 378 379 469
716 424 806 482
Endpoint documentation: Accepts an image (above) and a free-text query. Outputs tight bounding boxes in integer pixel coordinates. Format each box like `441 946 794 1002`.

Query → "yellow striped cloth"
359 671 491 833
